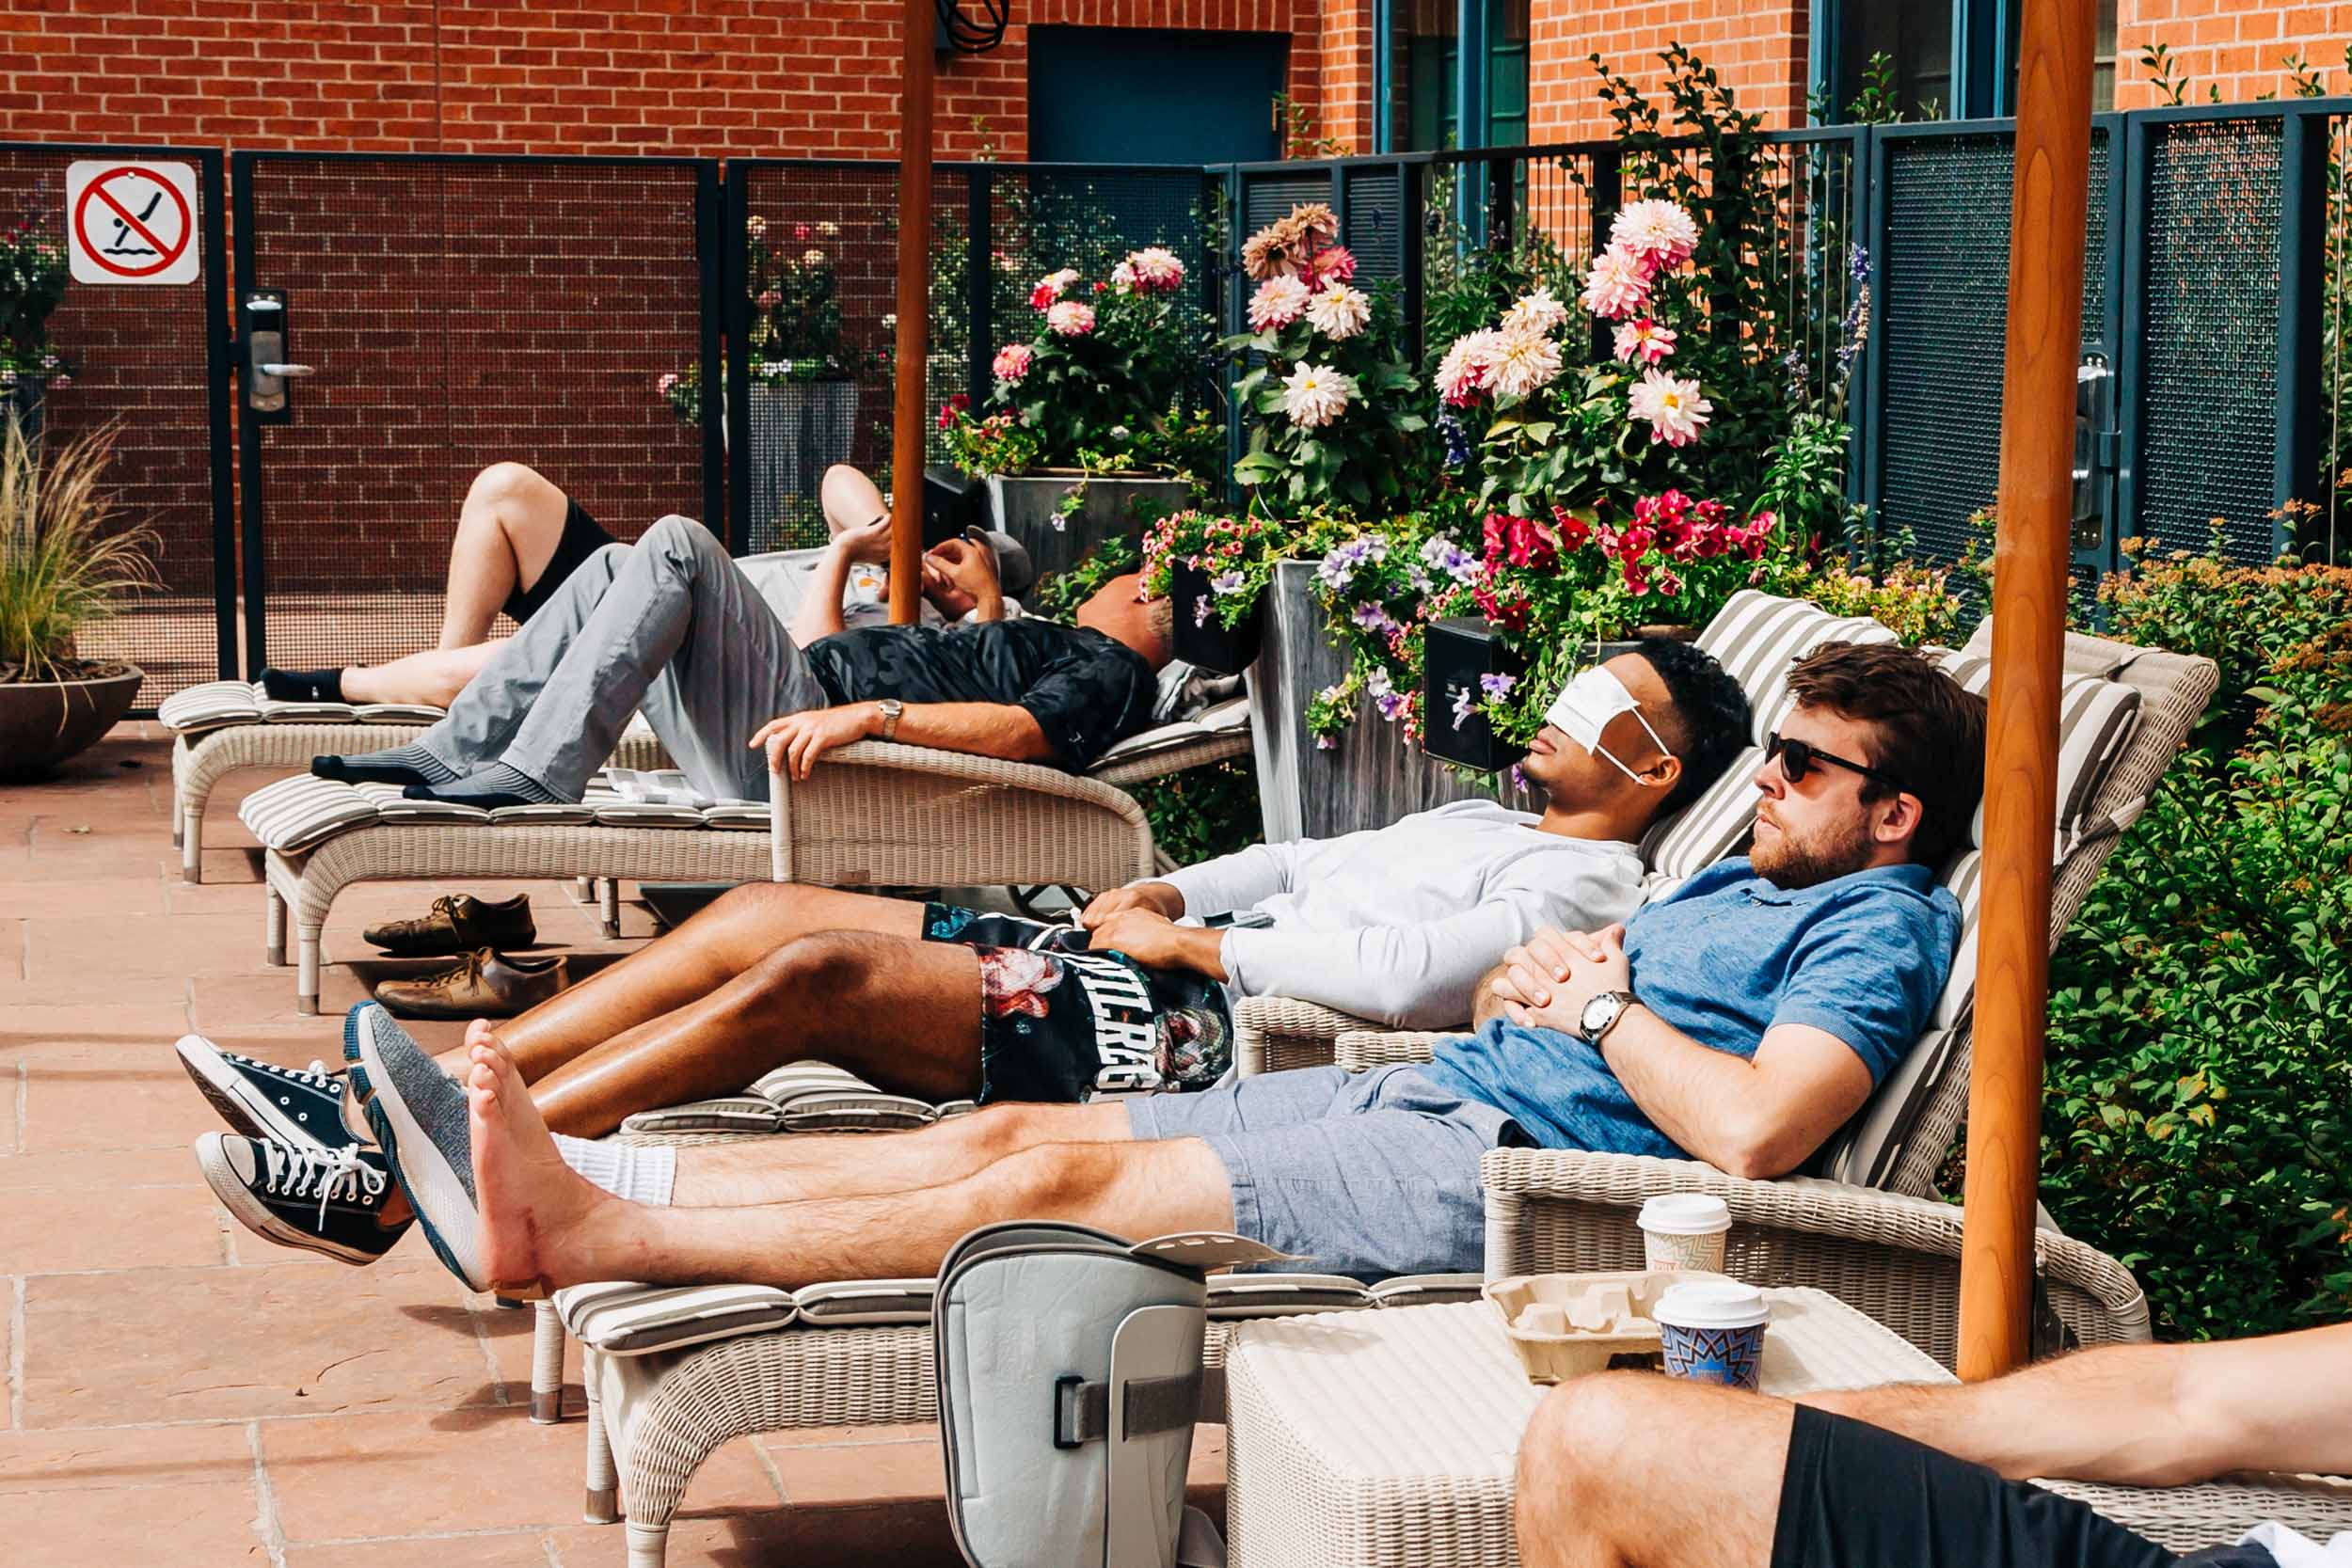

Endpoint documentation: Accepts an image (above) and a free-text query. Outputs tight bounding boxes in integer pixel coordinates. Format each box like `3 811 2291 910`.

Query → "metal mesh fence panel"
731 162 1211 554
238 155 709 672
2 146 229 712
2138 117 2283 562
732 162 945 554
1877 127 2111 565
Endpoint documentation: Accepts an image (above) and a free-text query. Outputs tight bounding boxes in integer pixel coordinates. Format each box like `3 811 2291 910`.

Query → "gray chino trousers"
414 515 831 802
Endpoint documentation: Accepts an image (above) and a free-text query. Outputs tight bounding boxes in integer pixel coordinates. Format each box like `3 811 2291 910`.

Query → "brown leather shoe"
373 948 568 1020
362 893 535 957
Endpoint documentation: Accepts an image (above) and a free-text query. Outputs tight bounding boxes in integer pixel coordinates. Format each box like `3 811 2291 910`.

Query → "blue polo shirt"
1417 857 1963 1161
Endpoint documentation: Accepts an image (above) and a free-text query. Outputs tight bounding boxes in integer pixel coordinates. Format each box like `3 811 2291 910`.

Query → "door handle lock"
239 289 302 423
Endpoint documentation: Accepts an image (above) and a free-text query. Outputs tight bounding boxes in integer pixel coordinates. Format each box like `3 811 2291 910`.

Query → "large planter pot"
1168 559 1265 676
985 472 1190 582
0 666 143 780
748 379 861 550
1248 562 1537 843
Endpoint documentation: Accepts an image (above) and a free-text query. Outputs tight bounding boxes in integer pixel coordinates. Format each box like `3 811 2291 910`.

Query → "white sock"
554 1133 676 1207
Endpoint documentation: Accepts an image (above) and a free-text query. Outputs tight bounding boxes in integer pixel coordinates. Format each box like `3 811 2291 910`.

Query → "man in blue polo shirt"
1430 639 1976 1180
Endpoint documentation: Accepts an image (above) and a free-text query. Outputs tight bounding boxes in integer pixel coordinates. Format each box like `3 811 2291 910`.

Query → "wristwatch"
877 698 904 742
1577 990 1640 1046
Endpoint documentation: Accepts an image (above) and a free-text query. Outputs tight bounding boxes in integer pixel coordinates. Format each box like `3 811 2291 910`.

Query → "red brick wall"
2113 3 2352 110
1530 0 1810 145
0 0 1327 162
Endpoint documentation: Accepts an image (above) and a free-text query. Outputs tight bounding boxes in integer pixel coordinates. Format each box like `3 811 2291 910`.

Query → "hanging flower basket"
1169 558 1264 676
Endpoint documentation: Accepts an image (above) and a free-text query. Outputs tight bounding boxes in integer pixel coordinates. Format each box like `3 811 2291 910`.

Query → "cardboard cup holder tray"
1482 1269 1731 1384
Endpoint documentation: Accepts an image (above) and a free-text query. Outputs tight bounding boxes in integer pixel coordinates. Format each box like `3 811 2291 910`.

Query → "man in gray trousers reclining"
310 512 1172 806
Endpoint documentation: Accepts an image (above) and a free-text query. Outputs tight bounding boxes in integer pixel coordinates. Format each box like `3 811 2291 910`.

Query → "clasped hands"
1073 883 1228 978
1489 925 1633 1036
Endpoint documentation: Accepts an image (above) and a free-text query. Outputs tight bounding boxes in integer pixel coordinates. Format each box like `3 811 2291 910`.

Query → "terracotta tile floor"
1 722 1226 1566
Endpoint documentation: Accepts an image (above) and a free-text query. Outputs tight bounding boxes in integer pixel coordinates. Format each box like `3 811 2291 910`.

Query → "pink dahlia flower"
1046 300 1097 336
1580 243 1652 321
1610 198 1700 269
992 343 1034 383
1247 274 1311 331
1628 368 1712 447
1613 317 1677 364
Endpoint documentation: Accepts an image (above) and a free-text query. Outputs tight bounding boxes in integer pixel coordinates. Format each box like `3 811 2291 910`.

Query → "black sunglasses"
1765 732 1911 794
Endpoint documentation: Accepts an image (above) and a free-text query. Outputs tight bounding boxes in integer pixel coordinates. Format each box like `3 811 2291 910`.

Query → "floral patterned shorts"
920 904 1232 1103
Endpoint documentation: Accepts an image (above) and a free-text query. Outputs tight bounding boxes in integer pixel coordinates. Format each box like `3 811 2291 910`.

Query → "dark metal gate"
0 141 235 715
228 152 723 677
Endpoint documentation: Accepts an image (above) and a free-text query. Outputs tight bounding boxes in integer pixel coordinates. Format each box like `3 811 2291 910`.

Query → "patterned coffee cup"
1653 1279 1770 1390
1638 1192 1731 1274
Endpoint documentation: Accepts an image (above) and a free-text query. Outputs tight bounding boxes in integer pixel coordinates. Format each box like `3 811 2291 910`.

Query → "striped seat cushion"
1933 648 2143 854
1642 593 1902 880
157 679 453 734
1695 591 1902 743
237 774 384 852
555 1280 801 1354
1207 1274 1375 1319
236 772 767 853
618 1097 788 1136
794 1278 935 1326
1821 637 2145 1190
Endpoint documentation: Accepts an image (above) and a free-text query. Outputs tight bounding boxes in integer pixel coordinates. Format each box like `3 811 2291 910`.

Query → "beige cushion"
618 1097 787 1136
794 1278 935 1326
1207 1274 1375 1319
1694 591 1902 745
238 774 384 852
1933 649 2142 852
555 1280 800 1354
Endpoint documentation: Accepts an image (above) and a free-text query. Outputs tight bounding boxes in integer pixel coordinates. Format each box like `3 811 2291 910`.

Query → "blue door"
1027 27 1287 165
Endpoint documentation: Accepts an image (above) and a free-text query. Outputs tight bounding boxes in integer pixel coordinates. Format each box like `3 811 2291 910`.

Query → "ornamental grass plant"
0 412 157 684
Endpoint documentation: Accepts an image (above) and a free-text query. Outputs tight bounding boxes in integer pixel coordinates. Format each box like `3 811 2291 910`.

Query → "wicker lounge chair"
235 695 1248 1013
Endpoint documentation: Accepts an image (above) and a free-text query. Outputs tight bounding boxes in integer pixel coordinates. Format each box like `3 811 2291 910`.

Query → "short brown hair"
1784 641 1989 866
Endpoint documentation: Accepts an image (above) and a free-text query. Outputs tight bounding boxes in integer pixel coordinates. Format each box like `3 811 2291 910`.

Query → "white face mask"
1544 665 1676 785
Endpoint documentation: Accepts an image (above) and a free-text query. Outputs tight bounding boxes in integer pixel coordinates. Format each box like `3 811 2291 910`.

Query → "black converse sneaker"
195 1133 411 1265
175 1035 357 1151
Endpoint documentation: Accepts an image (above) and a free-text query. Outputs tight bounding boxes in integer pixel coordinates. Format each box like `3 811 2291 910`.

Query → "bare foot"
467 1029 613 1296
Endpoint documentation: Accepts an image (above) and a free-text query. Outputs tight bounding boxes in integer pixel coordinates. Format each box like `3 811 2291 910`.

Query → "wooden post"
888 0 935 624
1956 0 2097 1382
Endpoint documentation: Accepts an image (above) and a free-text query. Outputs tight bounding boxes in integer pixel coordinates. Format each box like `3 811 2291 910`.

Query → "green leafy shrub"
1131 760 1263 866
2032 546 2352 1339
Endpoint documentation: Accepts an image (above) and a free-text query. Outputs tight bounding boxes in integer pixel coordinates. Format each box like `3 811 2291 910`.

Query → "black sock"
262 666 346 704
402 762 564 809
313 744 461 788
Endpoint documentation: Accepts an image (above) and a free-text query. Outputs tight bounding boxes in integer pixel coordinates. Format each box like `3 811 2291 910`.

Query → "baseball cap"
962 526 1037 597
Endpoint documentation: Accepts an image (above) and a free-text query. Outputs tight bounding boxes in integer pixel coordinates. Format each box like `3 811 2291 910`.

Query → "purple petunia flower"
1193 597 1212 626
1352 602 1400 637
1480 672 1516 699
1210 570 1246 595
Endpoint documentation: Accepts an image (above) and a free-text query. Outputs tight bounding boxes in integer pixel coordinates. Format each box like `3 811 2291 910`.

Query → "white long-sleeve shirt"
1155 799 1645 1030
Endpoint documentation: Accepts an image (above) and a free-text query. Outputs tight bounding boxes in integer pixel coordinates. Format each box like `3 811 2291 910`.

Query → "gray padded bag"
935 1223 1277 1568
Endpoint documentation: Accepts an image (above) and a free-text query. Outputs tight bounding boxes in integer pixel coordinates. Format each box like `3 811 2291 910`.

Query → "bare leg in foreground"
463 1032 1232 1294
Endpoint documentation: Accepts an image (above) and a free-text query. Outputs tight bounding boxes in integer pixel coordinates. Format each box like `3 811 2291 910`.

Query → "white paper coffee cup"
1638 1193 1731 1273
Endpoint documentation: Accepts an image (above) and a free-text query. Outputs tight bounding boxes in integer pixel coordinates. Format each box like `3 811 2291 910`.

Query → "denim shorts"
1125 1064 1527 1280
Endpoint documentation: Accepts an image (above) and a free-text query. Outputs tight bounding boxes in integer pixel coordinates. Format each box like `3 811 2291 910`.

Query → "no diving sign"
66 161 201 285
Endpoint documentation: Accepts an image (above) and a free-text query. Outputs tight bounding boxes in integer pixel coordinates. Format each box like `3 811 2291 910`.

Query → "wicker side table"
1223 1291 1951 1568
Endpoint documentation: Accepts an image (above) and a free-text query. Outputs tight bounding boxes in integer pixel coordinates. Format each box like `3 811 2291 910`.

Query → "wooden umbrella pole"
888 0 936 625
1956 0 2098 1382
